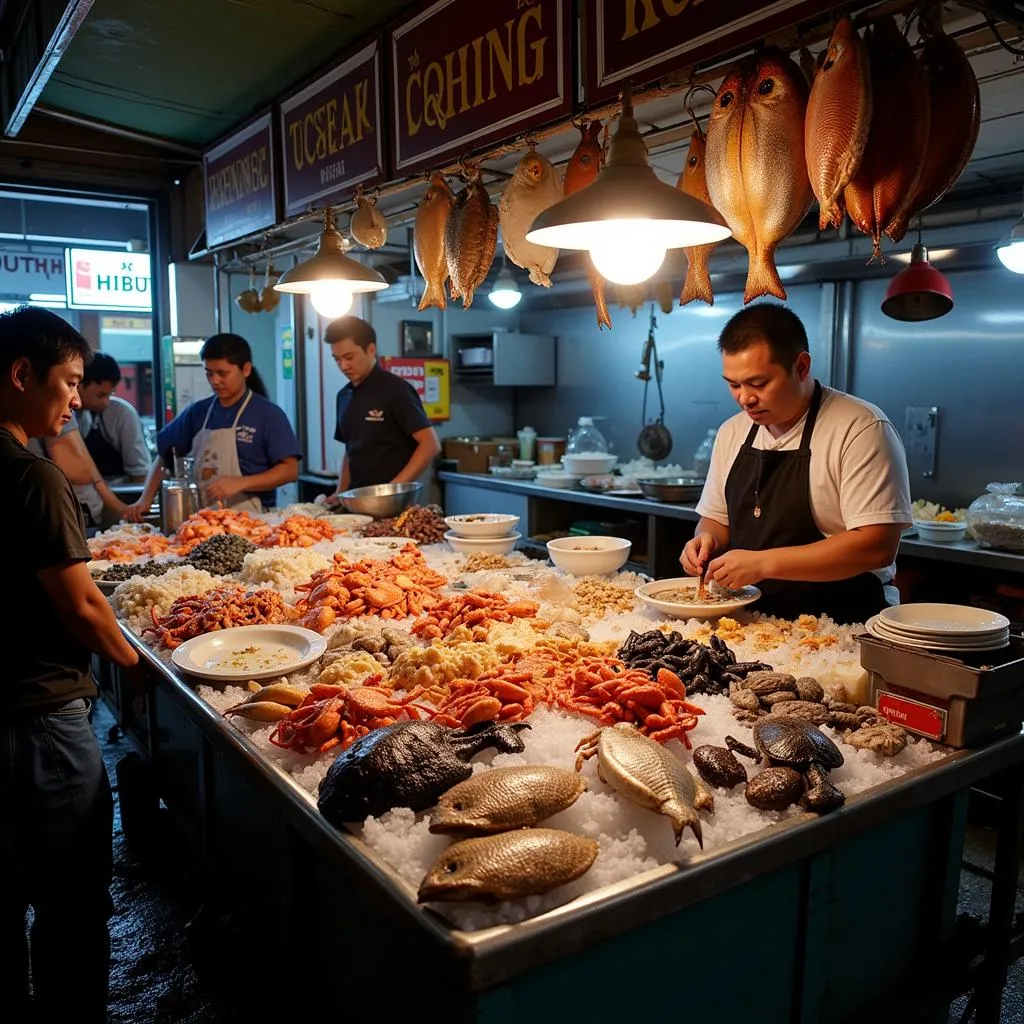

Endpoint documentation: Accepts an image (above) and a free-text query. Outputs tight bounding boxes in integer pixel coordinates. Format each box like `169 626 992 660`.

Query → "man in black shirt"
323 315 440 495
0 305 140 1024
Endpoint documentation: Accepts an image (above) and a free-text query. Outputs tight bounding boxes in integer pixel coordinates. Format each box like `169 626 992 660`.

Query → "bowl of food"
444 513 521 538
546 536 631 575
636 478 705 503
635 577 761 620
561 452 618 475
914 520 968 543
338 482 422 519
444 530 521 555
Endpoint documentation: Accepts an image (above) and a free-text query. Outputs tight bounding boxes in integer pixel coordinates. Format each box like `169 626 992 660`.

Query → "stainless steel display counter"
439 471 1024 579
100 627 1024 1023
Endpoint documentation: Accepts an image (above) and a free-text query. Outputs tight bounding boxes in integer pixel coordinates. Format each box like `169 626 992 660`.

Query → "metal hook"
683 84 717 130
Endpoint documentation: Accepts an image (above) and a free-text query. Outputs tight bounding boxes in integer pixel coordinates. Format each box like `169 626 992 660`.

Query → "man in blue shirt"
324 315 440 496
134 334 300 513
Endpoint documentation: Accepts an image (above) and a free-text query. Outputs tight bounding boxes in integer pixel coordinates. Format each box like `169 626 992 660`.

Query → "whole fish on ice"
706 48 814 303
417 828 598 903
414 172 454 311
575 722 713 847
805 17 872 230
498 149 563 287
429 764 585 836
844 16 930 260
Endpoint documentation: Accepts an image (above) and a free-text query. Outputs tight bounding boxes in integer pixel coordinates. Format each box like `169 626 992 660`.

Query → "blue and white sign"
66 248 152 311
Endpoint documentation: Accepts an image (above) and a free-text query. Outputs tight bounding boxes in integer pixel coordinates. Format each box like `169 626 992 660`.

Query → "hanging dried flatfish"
414 172 455 311
843 16 930 261
444 167 497 309
498 148 563 286
705 48 813 303
563 120 611 330
235 267 261 314
675 124 720 305
885 17 979 241
350 193 388 249
259 263 281 313
805 17 872 231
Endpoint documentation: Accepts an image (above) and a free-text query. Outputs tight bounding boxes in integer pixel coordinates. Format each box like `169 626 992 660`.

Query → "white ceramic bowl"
444 530 521 554
914 520 968 543
535 472 580 489
444 513 520 538
561 453 618 475
546 536 631 575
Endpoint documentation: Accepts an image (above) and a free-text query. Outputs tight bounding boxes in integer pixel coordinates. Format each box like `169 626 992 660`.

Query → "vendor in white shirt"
679 304 912 625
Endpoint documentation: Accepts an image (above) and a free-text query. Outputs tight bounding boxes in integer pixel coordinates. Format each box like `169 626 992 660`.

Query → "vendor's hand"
707 548 771 590
680 532 717 576
123 500 149 523
204 476 245 502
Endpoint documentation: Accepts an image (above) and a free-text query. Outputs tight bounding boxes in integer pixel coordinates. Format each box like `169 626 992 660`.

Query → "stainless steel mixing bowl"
636 478 705 503
338 481 423 518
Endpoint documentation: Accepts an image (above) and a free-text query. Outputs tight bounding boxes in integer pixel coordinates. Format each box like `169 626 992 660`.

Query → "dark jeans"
0 698 114 1024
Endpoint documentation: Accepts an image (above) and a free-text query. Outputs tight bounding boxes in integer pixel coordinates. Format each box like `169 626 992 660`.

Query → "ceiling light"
488 261 522 309
525 83 731 286
881 241 953 322
274 207 389 297
996 189 1024 274
310 284 354 319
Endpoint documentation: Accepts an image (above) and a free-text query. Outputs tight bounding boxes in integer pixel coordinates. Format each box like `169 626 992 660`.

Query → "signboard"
281 326 294 381
66 248 152 311
280 38 384 217
382 356 450 420
389 0 572 175
583 0 835 101
0 246 65 298
203 112 278 248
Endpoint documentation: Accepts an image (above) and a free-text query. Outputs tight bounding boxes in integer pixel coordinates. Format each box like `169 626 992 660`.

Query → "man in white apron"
191 389 262 514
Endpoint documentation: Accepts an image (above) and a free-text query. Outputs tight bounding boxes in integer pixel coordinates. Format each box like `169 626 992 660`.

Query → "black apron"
83 413 125 477
724 381 886 625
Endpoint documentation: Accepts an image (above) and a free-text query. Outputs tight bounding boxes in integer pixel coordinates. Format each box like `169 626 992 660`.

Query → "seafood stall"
90 505 1024 1021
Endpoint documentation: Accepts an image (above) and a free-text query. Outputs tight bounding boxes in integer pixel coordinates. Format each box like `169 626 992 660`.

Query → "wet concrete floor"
66 701 1024 1022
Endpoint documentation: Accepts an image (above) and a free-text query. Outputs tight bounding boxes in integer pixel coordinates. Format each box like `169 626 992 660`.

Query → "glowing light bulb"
589 226 666 285
310 283 354 318
996 238 1024 274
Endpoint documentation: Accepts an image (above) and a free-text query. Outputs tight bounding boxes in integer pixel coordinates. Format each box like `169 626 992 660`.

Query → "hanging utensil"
260 263 281 312
236 267 261 314
635 305 673 461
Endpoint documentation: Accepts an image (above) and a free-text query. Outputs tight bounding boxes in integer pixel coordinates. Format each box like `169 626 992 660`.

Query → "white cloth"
79 397 151 478
695 384 912 588
191 390 262 514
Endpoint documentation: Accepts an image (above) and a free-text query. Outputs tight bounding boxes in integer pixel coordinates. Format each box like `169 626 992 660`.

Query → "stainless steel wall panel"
849 268 1024 507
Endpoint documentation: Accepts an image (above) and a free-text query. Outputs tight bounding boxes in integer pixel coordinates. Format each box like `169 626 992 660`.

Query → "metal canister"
160 477 200 534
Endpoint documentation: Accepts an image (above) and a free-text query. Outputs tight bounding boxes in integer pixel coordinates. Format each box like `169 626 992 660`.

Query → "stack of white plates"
865 603 1010 653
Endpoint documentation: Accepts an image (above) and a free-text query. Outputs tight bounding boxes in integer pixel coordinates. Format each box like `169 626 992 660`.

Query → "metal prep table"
98 628 1024 1024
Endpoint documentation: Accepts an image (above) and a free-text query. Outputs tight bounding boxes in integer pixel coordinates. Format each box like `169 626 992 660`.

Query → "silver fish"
417 828 598 903
429 765 585 836
576 722 713 847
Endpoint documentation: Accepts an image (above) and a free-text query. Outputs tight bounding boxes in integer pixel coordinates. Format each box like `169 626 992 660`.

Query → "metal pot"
636 478 705 503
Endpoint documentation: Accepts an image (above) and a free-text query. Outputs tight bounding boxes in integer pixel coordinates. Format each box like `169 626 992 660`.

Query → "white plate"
171 625 327 682
870 616 1008 644
444 530 521 554
865 617 1010 653
322 513 373 530
878 603 1010 635
635 577 761 620
869 617 1007 648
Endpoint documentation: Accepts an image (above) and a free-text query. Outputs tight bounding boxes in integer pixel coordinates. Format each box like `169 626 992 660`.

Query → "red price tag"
877 691 947 741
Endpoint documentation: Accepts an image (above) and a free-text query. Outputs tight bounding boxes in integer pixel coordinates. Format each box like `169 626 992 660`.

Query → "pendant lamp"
274 207 389 317
525 84 731 286
488 258 522 309
996 184 1024 274
881 225 953 322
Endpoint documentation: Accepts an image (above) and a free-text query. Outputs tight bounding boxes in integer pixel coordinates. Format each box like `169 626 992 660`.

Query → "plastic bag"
966 482 1024 552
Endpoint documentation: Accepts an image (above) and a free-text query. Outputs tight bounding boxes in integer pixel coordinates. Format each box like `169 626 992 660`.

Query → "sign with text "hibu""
203 112 278 248
66 249 151 312
280 38 384 217
388 0 572 175
583 0 836 101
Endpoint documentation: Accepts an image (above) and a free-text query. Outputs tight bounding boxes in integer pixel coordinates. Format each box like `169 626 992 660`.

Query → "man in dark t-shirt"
323 315 441 494
0 305 140 1024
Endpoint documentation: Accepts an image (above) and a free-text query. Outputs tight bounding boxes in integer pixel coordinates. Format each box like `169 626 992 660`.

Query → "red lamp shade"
881 243 954 321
